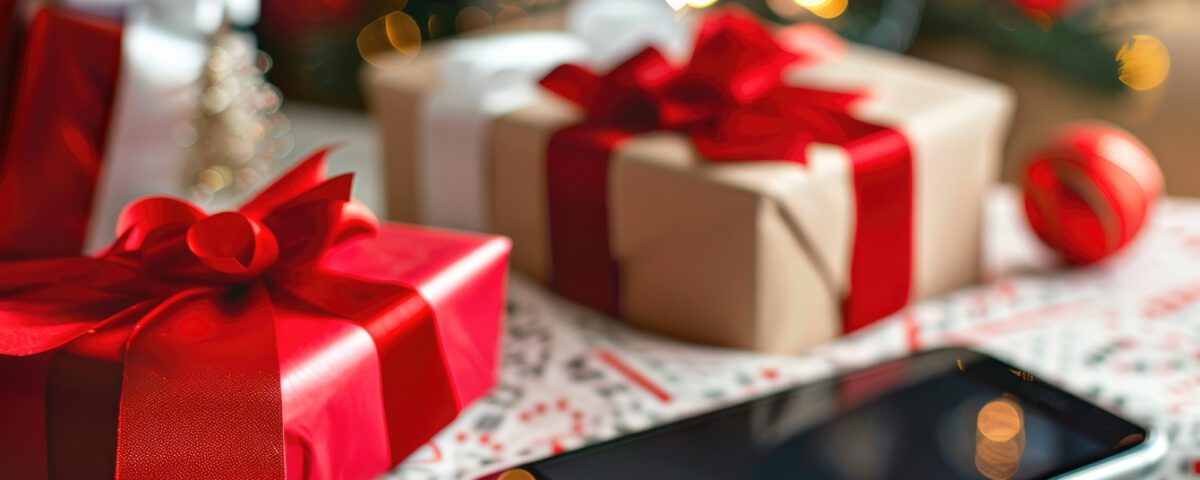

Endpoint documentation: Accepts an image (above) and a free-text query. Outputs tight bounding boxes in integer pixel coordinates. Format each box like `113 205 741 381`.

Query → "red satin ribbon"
0 149 435 478
539 8 913 331
0 8 123 259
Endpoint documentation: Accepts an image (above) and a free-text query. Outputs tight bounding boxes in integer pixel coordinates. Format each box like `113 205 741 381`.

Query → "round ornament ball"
1021 122 1163 265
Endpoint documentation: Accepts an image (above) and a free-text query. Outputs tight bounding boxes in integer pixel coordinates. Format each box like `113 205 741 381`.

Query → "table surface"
383 192 1200 480
283 103 1200 480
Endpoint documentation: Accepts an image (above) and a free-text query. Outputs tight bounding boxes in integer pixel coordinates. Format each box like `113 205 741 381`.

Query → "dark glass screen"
517 348 1145 480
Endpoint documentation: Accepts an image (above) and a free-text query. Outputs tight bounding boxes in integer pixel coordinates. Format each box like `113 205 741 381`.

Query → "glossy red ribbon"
539 9 913 331
0 7 123 259
0 149 434 479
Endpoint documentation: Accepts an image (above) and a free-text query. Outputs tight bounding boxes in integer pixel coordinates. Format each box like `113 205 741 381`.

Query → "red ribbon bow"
538 8 914 330
0 149 431 478
540 9 878 163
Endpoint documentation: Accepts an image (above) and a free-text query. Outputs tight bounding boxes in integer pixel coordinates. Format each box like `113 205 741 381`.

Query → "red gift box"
0 150 511 479
0 6 122 258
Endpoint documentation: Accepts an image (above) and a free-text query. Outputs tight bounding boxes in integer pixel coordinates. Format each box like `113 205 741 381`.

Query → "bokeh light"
357 11 422 68
427 14 445 38
686 0 720 9
455 6 494 32
798 0 848 19
498 469 535 480
975 399 1025 480
977 400 1022 442
496 4 532 26
766 0 806 20
1117 34 1170 91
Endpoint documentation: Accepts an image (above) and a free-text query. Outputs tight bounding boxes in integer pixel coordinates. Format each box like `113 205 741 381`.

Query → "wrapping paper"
367 0 686 231
0 0 258 259
0 152 512 480
372 8 1012 352
414 33 588 232
383 190 1200 480
369 9 1014 354
0 6 122 258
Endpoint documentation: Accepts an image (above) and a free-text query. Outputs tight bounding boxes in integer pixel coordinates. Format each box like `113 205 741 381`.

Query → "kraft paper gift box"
0 151 511 479
367 9 1013 354
365 0 688 230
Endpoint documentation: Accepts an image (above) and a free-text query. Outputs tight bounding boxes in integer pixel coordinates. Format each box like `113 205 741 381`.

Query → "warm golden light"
686 0 720 9
498 469 536 480
1008 368 1035 382
976 437 1022 480
977 400 1022 442
427 14 444 38
1117 34 1170 91
198 166 231 191
455 6 494 32
796 0 848 19
766 0 806 19
497 5 532 26
975 399 1025 480
1116 434 1145 448
357 12 422 68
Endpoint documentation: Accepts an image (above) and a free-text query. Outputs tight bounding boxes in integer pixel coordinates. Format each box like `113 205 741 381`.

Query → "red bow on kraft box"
538 9 912 332
0 149 512 479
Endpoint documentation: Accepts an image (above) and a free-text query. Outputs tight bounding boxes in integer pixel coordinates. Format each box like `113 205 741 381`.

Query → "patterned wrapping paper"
388 189 1200 480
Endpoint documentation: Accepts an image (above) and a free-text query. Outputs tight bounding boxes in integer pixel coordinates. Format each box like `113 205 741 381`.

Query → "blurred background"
255 0 1198 196
0 0 1190 247
1 3 1195 477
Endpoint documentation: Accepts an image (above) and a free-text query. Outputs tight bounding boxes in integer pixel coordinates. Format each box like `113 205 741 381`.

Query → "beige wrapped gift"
365 2 686 230
366 10 1013 353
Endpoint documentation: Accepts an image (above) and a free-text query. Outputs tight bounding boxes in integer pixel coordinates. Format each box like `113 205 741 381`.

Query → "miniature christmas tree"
184 25 290 207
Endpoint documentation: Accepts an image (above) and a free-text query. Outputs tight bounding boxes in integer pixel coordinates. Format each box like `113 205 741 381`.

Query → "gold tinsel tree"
184 25 290 207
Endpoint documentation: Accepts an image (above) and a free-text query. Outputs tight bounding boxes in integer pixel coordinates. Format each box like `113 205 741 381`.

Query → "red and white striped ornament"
1022 121 1163 264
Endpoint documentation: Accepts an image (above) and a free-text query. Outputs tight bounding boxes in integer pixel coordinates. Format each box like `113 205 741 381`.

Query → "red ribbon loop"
186 212 279 277
539 7 914 330
539 8 870 163
0 148 426 478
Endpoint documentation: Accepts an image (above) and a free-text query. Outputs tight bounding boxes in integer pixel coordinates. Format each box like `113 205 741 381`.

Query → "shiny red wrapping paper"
0 153 511 479
0 6 122 258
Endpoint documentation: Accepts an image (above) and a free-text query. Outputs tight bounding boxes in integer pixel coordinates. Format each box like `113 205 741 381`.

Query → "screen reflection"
524 351 1133 480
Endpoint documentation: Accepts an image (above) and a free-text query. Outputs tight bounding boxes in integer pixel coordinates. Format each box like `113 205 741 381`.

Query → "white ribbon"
68 0 260 251
566 0 691 70
416 34 588 232
415 0 688 232
55 0 258 32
